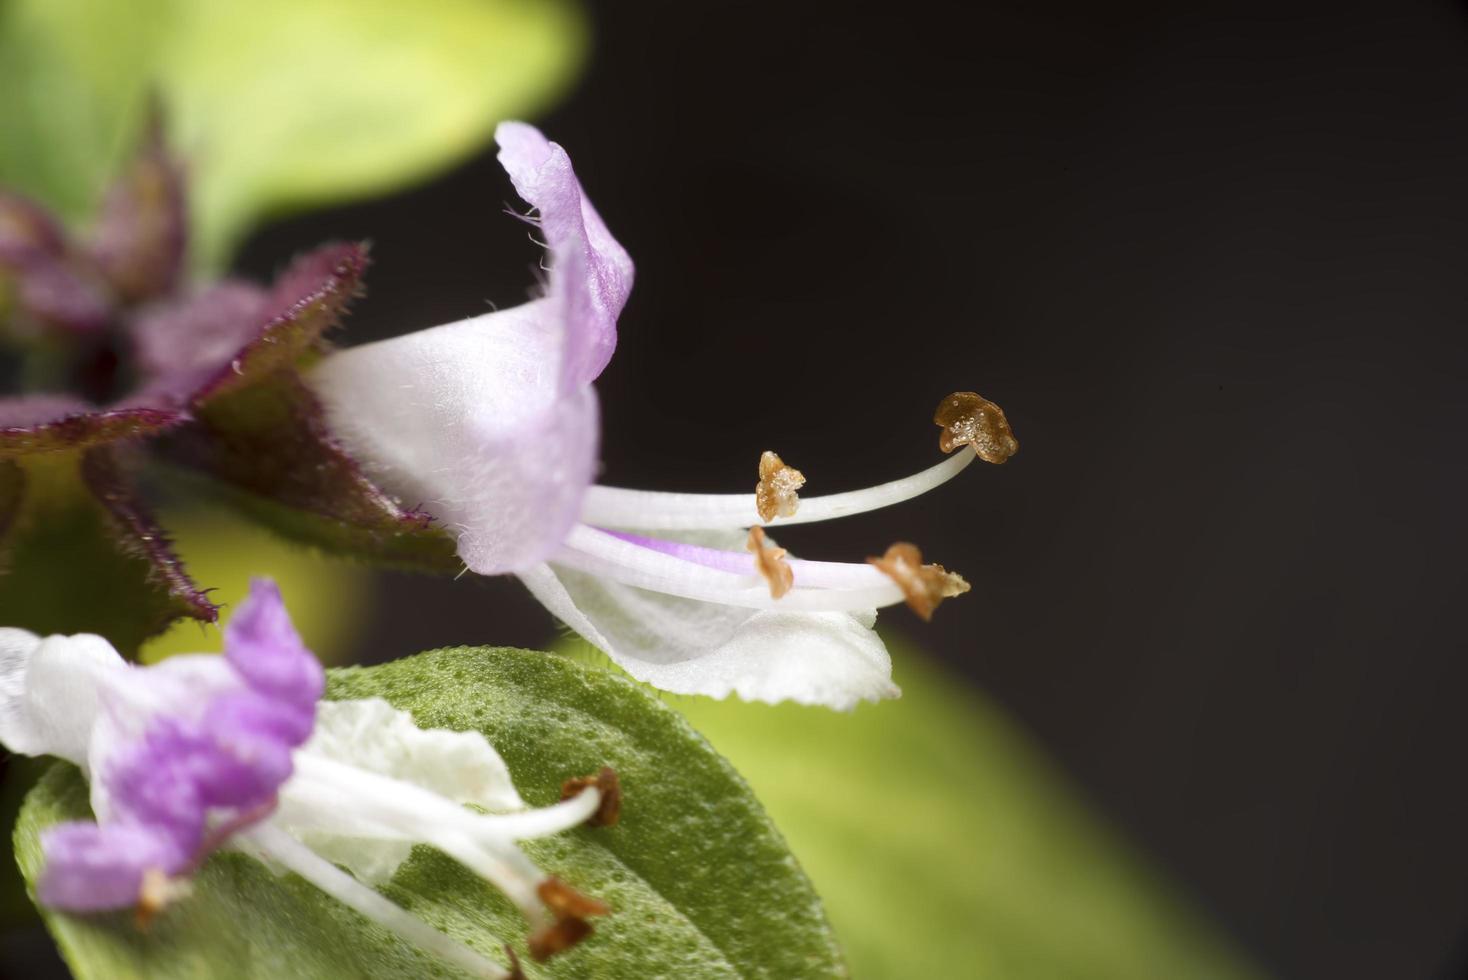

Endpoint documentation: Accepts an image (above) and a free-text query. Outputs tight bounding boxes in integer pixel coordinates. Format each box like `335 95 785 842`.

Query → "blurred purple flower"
35 579 319 911
0 582 615 976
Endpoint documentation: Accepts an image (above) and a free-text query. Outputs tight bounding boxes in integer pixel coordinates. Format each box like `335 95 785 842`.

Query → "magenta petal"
38 821 189 912
224 578 324 707
496 122 634 387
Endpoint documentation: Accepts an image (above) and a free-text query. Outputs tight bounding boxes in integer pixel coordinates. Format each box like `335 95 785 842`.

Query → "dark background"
13 0 1468 977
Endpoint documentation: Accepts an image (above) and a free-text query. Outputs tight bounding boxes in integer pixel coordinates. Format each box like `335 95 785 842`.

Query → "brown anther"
504 944 527 980
934 391 1019 463
747 525 795 599
755 450 805 523
538 876 611 919
867 542 971 621
560 766 622 827
133 868 172 930
528 915 595 961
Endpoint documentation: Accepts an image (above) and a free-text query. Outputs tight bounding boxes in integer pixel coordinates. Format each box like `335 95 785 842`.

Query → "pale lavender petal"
496 121 633 387
38 822 189 912
310 301 601 574
224 578 323 707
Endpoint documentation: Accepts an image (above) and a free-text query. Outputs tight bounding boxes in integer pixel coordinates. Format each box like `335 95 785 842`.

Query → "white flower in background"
0 580 618 978
310 123 1018 712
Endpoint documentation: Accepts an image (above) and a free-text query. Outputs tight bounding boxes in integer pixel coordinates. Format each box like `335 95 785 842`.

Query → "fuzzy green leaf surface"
16 647 844 979
0 0 586 266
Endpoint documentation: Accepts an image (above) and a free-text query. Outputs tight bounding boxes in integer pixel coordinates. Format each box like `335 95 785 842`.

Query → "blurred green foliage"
676 638 1268 980
139 506 372 665
0 0 587 267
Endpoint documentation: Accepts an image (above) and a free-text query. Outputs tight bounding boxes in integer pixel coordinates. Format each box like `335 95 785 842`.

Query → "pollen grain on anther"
560 767 622 827
755 450 805 523
867 541 971 621
934 391 1019 463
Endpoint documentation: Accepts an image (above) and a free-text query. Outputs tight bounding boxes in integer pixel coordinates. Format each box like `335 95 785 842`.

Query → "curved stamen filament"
241 825 510 979
580 452 974 531
556 527 904 611
601 529 890 591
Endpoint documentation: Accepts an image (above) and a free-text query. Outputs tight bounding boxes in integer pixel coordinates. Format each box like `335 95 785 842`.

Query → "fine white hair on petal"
519 551 900 711
309 302 601 575
0 631 125 765
495 121 633 387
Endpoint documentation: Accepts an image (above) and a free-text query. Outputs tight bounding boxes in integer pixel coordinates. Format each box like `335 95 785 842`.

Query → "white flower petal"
520 560 900 710
309 302 600 574
275 698 527 884
302 698 523 811
0 630 125 764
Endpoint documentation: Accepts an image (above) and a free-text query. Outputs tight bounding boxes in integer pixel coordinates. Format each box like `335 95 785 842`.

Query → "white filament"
580 451 974 530
241 824 509 980
555 526 905 612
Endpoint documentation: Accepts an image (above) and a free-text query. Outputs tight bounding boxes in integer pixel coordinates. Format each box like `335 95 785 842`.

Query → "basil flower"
0 580 616 978
309 124 1018 711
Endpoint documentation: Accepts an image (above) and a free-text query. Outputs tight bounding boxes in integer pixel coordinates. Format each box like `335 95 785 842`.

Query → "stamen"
560 767 622 827
866 542 971 621
504 945 526 980
134 868 188 930
559 526 905 611
581 452 973 531
539 876 610 919
747 526 794 599
934 391 1018 463
528 878 608 960
528 916 594 962
755 451 804 523
242 825 511 979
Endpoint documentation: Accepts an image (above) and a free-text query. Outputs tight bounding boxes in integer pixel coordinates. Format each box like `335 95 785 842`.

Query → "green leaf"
674 636 1268 980
15 647 845 978
0 451 215 656
0 0 587 266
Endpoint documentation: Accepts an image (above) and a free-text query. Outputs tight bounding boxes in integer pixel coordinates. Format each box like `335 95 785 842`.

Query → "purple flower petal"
496 122 633 388
86 117 187 303
129 281 270 403
0 191 67 259
142 709 295 811
0 192 112 336
224 578 324 707
38 821 188 912
105 758 206 851
309 125 630 574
